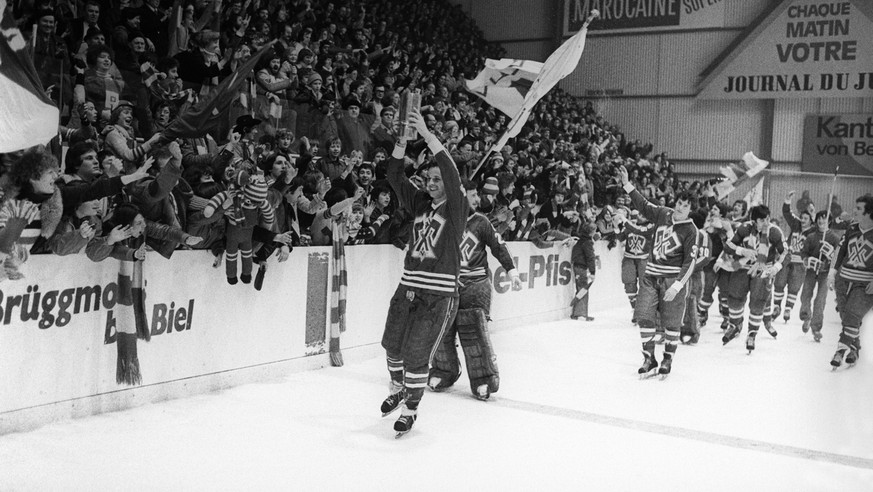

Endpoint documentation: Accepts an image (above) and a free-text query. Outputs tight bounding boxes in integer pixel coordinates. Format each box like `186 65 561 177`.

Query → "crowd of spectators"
1 0 713 286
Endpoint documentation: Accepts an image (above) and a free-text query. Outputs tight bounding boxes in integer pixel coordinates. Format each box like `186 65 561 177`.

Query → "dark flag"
162 41 276 140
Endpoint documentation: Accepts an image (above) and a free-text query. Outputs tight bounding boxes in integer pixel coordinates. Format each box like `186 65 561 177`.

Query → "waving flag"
162 41 275 140
713 151 769 199
465 59 543 118
0 0 59 152
468 11 597 178
490 13 596 153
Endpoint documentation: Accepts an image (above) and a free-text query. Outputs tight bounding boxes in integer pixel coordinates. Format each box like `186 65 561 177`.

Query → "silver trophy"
399 90 422 140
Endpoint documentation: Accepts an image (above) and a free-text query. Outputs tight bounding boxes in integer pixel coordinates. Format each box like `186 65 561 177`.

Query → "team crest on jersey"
846 237 873 268
459 230 480 265
628 233 646 255
790 233 805 252
411 212 447 260
653 227 679 260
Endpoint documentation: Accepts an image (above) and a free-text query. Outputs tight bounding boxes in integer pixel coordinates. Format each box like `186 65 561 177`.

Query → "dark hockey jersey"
459 212 516 283
625 185 698 287
694 229 714 271
724 221 786 271
800 227 840 272
782 202 813 263
619 221 655 260
388 138 468 296
835 224 873 283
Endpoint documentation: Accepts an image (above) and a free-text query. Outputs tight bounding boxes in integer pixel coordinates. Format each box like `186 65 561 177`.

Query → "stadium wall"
0 242 582 435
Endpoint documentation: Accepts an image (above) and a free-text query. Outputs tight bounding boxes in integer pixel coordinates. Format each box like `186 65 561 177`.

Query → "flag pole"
817 166 839 269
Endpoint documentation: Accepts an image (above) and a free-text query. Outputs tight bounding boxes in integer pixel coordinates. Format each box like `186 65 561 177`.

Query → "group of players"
369 111 873 437
615 170 873 379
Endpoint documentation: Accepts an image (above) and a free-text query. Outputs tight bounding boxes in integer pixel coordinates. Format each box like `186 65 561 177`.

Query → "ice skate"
381 385 405 417
722 322 741 345
474 384 490 401
764 319 778 339
658 356 672 380
845 347 859 366
812 328 822 343
394 408 417 438
771 305 781 321
830 349 846 370
801 318 810 333
698 309 708 327
746 332 757 354
638 352 658 379
783 308 791 323
720 318 729 331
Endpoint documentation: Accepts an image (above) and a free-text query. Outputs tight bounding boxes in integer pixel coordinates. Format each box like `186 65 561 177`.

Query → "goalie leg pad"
428 323 461 387
456 308 500 394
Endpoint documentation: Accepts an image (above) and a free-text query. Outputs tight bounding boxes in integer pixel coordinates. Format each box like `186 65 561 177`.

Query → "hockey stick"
815 166 839 273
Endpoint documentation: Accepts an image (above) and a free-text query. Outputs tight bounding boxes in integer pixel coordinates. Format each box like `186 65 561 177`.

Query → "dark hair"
674 190 696 205
5 149 57 192
64 141 99 174
733 199 748 216
712 202 730 218
814 210 829 222
85 44 114 66
109 202 141 228
857 194 873 217
357 162 374 174
324 186 348 207
750 204 770 221
800 209 813 223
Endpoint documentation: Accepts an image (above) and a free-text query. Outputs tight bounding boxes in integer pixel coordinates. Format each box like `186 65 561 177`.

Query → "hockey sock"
386 356 404 386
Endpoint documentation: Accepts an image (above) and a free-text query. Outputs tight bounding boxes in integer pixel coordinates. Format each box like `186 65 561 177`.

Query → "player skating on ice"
720 205 786 354
829 195 873 370
617 165 698 379
379 110 467 437
698 202 733 331
681 210 714 344
772 191 814 322
616 209 654 324
428 181 521 400
798 211 840 342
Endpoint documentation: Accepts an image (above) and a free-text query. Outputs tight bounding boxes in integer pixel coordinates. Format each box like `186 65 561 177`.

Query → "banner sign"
563 0 726 35
697 0 873 99
1 244 575 417
802 114 873 176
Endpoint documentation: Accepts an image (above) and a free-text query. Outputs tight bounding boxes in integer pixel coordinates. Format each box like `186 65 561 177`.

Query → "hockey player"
772 191 814 322
830 195 873 369
379 111 468 437
618 166 698 379
721 205 786 353
798 210 840 342
616 209 654 323
428 181 521 400
698 202 733 329
681 210 714 344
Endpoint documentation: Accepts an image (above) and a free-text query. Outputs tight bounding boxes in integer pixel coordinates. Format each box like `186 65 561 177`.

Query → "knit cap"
482 177 499 196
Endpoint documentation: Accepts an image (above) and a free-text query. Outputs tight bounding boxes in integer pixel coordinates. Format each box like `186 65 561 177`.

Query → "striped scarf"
329 220 347 367
108 255 149 385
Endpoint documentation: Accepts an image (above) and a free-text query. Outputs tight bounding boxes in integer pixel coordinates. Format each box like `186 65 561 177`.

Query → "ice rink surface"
1 284 872 491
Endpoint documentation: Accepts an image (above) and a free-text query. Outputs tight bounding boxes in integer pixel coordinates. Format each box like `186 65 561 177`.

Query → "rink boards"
0 242 587 434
